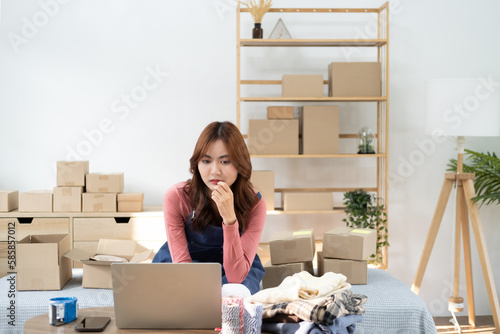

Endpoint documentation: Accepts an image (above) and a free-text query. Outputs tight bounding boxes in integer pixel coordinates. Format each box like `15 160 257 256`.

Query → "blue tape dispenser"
49 297 78 326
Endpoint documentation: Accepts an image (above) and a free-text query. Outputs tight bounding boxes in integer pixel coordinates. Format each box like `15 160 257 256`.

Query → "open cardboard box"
65 239 152 289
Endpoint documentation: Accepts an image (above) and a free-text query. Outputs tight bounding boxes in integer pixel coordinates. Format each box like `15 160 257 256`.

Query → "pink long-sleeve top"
163 182 266 283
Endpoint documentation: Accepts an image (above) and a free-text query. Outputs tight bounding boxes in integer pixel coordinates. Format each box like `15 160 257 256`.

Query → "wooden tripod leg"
458 185 475 326
462 178 500 332
412 175 454 295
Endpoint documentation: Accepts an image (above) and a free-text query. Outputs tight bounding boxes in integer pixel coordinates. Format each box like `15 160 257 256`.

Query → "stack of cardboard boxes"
262 227 376 288
16 161 144 213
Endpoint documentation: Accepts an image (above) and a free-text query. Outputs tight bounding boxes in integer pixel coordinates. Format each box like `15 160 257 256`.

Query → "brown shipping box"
323 226 376 261
283 192 333 211
64 239 152 289
248 119 299 155
282 75 324 97
262 260 314 289
250 171 274 210
267 106 294 119
19 190 53 212
269 229 315 265
53 186 83 212
16 234 72 291
82 193 117 212
302 105 339 155
86 173 124 193
328 62 381 97
0 190 18 212
317 251 367 285
117 193 144 212
57 161 89 187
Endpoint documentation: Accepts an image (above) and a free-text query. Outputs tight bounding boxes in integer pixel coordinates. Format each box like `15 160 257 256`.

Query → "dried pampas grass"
240 0 273 23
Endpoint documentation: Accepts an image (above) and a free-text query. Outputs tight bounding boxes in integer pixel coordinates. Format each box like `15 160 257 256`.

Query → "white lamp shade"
425 78 500 137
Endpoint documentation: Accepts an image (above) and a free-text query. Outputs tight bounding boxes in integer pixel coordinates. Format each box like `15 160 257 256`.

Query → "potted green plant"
448 149 500 206
342 189 388 266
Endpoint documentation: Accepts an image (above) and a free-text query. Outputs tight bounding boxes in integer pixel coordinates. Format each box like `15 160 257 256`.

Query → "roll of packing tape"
222 296 244 334
49 297 78 326
244 302 262 334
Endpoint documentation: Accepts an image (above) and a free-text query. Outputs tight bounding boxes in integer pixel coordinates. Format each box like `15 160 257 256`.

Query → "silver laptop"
111 262 222 329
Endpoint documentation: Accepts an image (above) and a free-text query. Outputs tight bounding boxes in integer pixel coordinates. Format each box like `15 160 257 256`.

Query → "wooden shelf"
240 39 387 47
267 208 346 215
250 153 386 158
0 205 164 218
240 96 386 102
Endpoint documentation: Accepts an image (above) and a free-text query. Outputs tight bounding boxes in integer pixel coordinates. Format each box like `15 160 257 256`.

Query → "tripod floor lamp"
411 77 500 331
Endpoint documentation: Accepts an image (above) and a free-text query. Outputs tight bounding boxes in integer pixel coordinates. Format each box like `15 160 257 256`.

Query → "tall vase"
252 23 263 39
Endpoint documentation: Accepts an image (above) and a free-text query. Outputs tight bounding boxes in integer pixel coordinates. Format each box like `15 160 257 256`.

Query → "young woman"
153 121 266 294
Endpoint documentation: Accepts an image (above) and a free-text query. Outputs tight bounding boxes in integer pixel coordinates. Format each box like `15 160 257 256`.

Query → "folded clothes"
261 314 363 334
261 289 367 326
247 271 350 304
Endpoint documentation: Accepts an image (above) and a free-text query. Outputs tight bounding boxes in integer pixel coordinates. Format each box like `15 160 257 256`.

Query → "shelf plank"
240 97 387 102
274 187 378 193
267 208 346 215
241 8 381 13
250 153 386 158
240 39 387 47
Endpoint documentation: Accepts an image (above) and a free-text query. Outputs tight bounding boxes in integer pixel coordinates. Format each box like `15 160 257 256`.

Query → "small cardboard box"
269 229 315 265
323 227 376 261
317 251 367 285
19 190 53 212
302 105 339 155
16 234 72 291
262 260 314 289
53 187 83 212
283 192 333 211
86 173 124 193
64 239 152 289
282 75 324 97
57 161 89 187
250 171 274 210
328 62 381 97
117 193 144 212
0 190 18 212
82 193 117 212
267 106 294 119
247 119 299 155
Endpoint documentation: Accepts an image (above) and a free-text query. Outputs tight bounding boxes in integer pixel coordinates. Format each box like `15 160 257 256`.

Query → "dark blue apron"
152 194 265 294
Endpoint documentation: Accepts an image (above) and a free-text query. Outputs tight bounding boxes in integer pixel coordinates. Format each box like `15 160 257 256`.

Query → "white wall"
1 0 500 317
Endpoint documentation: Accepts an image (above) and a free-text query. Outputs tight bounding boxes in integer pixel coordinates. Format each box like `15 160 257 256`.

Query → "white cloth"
246 271 351 304
222 283 252 298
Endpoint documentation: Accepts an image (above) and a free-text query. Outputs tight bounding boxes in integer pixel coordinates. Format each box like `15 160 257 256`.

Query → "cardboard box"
82 193 117 212
328 62 381 97
250 171 274 210
65 239 152 289
18 190 53 212
53 187 83 212
0 190 18 212
16 234 72 290
269 229 315 265
57 161 89 187
282 75 324 97
86 173 124 193
323 227 376 261
247 119 299 155
302 105 339 154
283 192 333 211
117 193 144 212
267 106 294 119
262 260 314 289
317 251 367 285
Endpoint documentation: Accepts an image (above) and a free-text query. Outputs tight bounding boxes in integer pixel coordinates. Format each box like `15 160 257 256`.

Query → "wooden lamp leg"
412 175 455 295
462 177 500 332
449 180 464 314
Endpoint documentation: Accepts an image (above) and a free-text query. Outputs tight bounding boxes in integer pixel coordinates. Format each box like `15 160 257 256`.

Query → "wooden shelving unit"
236 3 389 266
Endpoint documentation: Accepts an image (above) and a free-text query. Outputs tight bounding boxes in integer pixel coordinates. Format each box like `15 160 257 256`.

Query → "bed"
0 268 436 333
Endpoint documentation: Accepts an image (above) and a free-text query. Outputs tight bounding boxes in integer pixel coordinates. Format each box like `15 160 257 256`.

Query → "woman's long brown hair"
185 121 257 232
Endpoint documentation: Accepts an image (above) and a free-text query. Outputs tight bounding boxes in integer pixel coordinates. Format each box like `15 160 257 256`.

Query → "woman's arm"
222 197 266 283
164 183 192 263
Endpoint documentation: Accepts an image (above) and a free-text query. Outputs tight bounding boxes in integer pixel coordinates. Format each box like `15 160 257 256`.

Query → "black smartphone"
74 317 111 332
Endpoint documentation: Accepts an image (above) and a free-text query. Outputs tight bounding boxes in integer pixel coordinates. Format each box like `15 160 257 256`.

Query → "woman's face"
198 139 239 191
